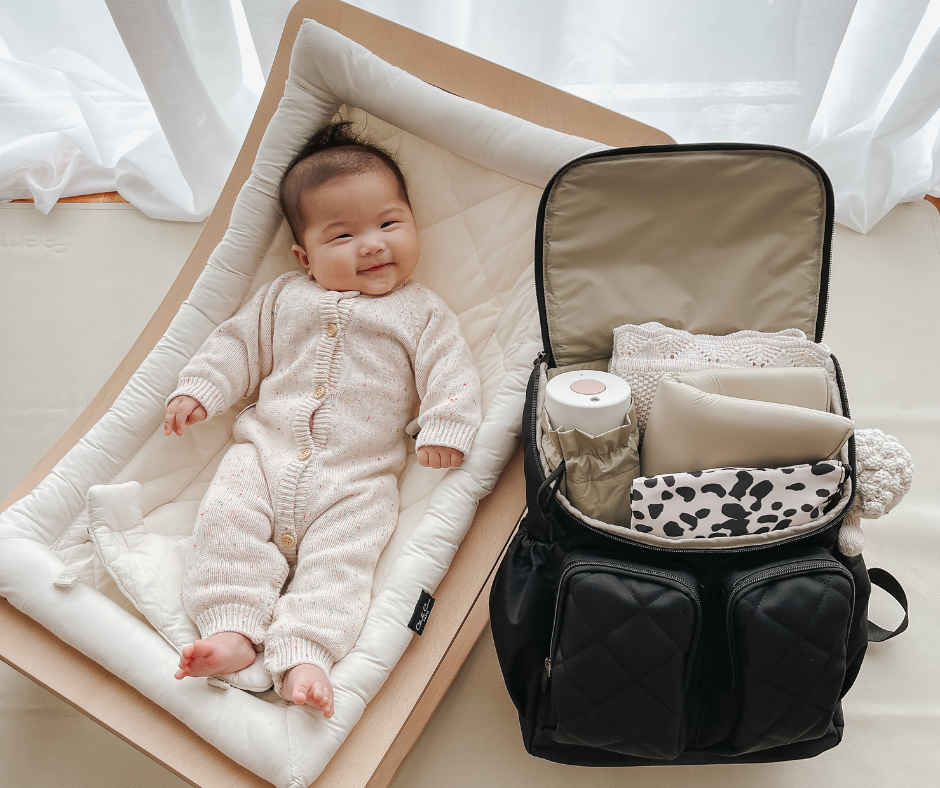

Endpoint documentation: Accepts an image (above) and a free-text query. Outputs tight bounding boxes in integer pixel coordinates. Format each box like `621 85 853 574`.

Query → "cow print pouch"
630 461 847 538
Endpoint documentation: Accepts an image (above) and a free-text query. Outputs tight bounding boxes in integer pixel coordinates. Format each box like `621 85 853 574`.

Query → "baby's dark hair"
278 121 410 243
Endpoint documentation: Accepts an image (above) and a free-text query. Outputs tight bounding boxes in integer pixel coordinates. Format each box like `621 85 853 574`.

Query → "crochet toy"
838 428 914 556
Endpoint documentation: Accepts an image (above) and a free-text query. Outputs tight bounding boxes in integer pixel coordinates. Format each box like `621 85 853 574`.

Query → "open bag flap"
536 144 834 367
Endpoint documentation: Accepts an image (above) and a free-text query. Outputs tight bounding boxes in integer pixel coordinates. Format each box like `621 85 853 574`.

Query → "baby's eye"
333 233 353 240
381 221 397 229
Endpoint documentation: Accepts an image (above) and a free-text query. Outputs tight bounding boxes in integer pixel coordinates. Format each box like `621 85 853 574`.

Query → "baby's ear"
291 244 313 277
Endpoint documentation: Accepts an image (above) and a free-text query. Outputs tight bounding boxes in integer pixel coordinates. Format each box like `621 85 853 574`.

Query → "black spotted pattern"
629 462 847 539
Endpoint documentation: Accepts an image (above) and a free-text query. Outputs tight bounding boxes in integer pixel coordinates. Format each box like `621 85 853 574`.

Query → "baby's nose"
360 232 386 253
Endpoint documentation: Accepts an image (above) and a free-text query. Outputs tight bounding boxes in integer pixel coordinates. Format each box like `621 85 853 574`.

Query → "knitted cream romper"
170 272 482 683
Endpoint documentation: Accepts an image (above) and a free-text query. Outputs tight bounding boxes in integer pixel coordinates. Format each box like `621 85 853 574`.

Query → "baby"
164 122 482 718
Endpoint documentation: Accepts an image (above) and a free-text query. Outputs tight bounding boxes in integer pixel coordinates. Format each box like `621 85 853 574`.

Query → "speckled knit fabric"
609 322 835 434
170 272 481 683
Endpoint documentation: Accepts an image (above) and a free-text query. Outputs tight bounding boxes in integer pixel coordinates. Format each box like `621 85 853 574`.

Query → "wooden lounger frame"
0 2 672 785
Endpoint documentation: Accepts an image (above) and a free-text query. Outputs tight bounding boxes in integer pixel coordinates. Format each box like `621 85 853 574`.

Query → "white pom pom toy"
838 428 914 556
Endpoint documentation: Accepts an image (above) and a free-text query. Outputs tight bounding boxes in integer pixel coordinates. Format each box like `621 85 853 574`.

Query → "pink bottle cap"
569 378 606 395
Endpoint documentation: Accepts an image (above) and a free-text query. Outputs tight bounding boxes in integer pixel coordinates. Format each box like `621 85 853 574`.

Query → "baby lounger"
0 3 671 787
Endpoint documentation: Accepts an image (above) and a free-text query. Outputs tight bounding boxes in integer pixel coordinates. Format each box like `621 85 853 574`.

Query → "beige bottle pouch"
540 404 640 526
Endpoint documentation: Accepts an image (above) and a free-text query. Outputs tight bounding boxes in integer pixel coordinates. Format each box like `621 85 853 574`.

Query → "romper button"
280 534 296 548
298 448 311 461
314 385 326 399
326 322 338 337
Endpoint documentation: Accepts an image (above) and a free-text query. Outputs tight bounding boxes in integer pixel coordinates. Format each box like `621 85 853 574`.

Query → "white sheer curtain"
1 0 938 231
0 0 287 220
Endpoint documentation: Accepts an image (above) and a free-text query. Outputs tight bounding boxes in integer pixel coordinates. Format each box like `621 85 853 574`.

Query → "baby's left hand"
417 445 464 469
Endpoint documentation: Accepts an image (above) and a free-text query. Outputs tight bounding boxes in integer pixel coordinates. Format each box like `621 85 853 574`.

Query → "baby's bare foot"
281 664 334 718
174 632 256 680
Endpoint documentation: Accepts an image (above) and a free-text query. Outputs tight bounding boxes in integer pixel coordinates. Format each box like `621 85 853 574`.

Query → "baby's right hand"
164 396 207 436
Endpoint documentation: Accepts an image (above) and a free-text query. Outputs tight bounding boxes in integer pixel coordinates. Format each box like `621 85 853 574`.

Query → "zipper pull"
544 657 552 677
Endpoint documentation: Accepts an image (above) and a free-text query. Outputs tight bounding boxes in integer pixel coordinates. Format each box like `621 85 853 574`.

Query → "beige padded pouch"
541 405 640 526
641 375 853 477
674 367 831 411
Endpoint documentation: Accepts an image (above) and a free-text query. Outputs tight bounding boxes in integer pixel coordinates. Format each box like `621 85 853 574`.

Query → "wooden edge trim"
12 192 129 204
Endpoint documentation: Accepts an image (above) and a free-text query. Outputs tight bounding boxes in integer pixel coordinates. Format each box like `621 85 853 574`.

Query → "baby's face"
291 168 419 295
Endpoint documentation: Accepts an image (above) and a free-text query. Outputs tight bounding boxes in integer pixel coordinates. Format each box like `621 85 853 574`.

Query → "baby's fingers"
165 397 199 436
173 405 191 436
164 401 185 436
186 404 207 427
417 446 464 469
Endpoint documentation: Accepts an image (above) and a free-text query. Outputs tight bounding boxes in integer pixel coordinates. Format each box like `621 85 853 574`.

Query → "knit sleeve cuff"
167 377 228 418
415 418 478 455
194 604 271 645
263 636 335 691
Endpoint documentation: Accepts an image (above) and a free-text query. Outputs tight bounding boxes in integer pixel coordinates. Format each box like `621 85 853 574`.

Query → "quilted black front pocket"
544 554 701 759
722 550 855 753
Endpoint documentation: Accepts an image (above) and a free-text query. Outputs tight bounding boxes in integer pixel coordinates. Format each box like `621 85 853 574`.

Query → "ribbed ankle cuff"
194 604 271 645
264 636 335 691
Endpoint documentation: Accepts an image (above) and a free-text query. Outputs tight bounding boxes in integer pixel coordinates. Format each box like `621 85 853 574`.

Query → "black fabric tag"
408 590 435 635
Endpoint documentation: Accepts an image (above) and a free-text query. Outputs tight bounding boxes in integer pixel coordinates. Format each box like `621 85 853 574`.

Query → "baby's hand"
164 396 207 436
417 445 464 469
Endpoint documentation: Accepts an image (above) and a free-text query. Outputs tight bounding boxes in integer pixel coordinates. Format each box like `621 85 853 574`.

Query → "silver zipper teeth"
545 560 701 678
725 559 855 690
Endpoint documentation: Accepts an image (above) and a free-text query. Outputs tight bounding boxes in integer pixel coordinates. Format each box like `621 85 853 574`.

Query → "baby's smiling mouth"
362 262 391 272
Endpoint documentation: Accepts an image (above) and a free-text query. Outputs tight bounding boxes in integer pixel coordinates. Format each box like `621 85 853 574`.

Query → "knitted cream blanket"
609 322 835 434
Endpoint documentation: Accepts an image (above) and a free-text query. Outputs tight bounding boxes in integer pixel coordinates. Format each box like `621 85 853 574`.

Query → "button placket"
306 291 352 451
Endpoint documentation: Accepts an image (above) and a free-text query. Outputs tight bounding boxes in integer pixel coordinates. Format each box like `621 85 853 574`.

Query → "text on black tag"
408 590 435 635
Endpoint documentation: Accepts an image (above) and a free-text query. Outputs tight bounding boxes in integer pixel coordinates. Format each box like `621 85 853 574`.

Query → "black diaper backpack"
489 144 908 766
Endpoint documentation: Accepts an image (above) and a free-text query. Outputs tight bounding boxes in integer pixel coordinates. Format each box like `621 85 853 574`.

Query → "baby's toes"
191 639 214 658
292 685 309 705
174 657 191 679
312 683 334 717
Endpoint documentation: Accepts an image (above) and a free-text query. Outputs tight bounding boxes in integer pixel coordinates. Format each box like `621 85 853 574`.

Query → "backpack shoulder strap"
867 567 909 642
